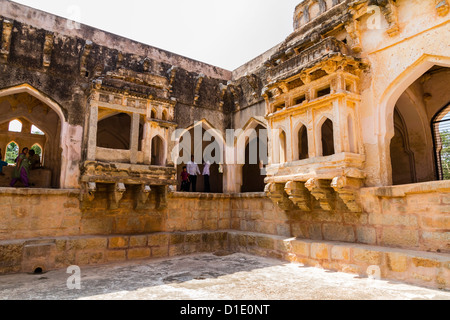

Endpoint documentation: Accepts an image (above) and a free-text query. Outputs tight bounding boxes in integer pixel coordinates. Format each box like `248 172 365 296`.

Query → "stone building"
0 0 449 291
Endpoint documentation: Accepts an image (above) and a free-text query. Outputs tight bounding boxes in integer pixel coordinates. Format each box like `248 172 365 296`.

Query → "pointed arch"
150 134 166 166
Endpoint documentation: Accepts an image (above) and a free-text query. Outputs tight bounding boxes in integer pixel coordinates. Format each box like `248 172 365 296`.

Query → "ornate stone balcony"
268 37 350 84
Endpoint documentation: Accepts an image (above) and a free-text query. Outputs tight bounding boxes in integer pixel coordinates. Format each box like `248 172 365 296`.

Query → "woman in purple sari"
10 147 30 188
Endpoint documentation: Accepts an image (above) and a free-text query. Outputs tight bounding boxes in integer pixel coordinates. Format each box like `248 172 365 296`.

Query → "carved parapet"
284 181 312 212
265 182 295 211
135 184 151 210
305 178 334 211
436 0 449 16
80 182 97 209
331 176 363 213
108 182 126 210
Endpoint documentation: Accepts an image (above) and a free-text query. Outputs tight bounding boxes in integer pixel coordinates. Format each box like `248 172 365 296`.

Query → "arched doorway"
0 90 62 188
321 118 335 156
242 124 267 193
151 135 165 166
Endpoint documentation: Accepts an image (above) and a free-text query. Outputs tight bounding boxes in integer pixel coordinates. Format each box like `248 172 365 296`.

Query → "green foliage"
5 142 19 165
31 144 42 156
440 130 450 180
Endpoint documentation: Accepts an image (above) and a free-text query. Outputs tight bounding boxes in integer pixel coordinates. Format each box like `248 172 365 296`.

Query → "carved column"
130 113 140 164
331 176 363 213
284 181 312 212
87 99 99 161
305 178 335 211
265 183 295 211
108 183 126 210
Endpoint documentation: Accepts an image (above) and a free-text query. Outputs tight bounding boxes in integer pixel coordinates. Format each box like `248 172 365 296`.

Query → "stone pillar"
87 101 98 161
142 121 152 165
223 164 243 194
130 113 140 164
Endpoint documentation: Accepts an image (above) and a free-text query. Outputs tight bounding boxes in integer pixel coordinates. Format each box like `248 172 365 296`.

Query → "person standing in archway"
203 160 211 193
187 155 201 192
0 148 8 176
10 147 30 188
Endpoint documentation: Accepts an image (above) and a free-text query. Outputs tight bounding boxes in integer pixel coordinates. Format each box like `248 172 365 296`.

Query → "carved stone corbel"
108 182 126 210
305 178 335 211
380 0 400 36
331 176 363 213
219 83 228 108
167 66 178 93
284 181 312 212
43 32 54 69
0 20 13 64
436 0 449 16
265 183 295 211
80 40 93 76
156 185 168 210
228 82 241 110
80 182 97 209
135 185 151 210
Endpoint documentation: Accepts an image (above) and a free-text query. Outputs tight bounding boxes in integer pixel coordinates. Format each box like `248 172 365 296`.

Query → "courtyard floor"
0 252 449 300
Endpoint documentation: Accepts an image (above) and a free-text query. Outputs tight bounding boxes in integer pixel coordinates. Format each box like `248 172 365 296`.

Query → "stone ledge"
170 192 266 199
0 188 80 196
362 180 450 198
1 231 448 291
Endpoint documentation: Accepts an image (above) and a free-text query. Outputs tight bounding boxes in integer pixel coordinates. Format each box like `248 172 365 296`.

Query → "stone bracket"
155 185 168 210
331 176 363 213
0 19 13 64
108 182 126 210
305 178 335 211
80 182 97 209
265 182 295 211
135 184 151 210
345 18 362 53
284 181 312 212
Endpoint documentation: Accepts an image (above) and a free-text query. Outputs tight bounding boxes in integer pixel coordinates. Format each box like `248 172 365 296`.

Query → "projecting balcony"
268 37 350 84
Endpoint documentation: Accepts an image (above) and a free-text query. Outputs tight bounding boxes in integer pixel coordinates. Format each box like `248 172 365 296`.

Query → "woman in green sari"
10 147 30 188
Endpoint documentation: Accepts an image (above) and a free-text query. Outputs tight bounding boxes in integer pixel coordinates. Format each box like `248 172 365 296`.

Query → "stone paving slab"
0 253 449 300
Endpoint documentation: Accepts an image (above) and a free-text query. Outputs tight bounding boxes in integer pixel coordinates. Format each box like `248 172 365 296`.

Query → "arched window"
5 141 19 164
151 109 157 119
279 130 287 164
151 135 165 166
298 125 309 160
31 125 45 135
8 120 22 133
162 110 168 121
321 119 335 156
432 103 450 180
31 144 43 163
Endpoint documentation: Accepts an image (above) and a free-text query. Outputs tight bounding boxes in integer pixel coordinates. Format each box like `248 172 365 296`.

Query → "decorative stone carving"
156 185 168 210
80 182 97 208
284 181 312 211
219 83 228 108
371 0 399 36
345 19 362 53
265 183 295 211
42 33 54 69
194 73 205 105
80 40 93 76
331 176 363 213
135 184 151 210
108 182 126 210
305 178 335 211
436 0 449 16
0 20 13 64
